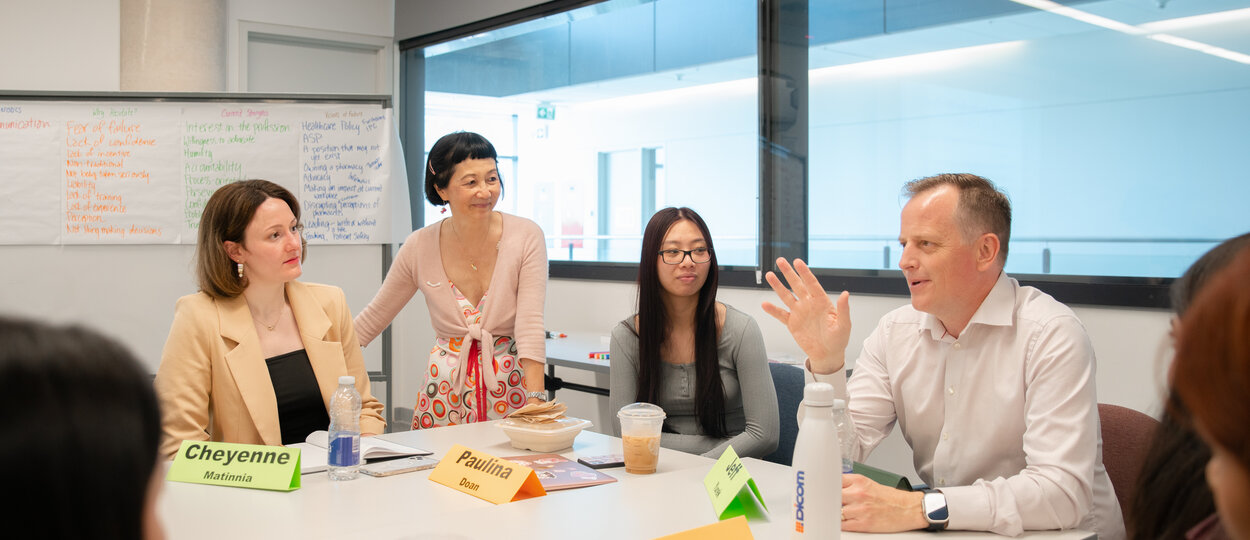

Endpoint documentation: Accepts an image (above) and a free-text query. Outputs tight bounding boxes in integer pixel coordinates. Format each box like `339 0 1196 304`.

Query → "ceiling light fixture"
1009 0 1250 65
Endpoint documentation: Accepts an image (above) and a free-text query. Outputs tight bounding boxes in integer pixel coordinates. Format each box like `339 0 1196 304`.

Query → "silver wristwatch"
922 488 949 531
526 391 547 401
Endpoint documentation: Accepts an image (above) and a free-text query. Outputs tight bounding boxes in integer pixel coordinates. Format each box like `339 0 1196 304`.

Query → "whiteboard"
0 95 406 245
0 93 407 386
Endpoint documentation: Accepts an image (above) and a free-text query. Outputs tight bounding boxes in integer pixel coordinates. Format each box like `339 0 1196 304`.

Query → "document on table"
289 431 432 474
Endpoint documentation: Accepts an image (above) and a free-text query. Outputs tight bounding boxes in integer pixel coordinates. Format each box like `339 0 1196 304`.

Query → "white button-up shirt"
810 273 1124 539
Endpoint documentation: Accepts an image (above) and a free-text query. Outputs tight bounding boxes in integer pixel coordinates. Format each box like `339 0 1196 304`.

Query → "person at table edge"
155 180 385 458
763 173 1124 538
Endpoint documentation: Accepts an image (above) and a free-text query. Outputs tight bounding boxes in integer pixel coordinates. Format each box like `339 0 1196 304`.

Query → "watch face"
924 491 949 522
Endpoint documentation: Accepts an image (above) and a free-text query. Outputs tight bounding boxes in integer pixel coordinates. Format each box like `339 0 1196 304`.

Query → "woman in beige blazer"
155 180 384 459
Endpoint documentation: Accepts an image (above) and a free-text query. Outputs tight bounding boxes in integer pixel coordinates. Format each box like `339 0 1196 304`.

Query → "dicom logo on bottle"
794 469 806 532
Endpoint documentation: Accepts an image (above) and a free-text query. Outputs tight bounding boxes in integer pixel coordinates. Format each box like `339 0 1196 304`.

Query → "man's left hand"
840 474 929 533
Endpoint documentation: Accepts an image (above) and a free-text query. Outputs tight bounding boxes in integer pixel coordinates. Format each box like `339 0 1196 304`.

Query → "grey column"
120 0 226 91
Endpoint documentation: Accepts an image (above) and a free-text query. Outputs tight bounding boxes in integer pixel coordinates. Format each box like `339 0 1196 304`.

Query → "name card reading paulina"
428 444 545 504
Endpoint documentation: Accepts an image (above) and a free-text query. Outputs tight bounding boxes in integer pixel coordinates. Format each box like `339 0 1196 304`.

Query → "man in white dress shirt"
763 173 1124 539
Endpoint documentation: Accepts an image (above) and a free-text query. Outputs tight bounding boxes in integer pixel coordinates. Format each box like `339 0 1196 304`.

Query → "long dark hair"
633 207 726 438
1127 232 1250 539
0 317 162 539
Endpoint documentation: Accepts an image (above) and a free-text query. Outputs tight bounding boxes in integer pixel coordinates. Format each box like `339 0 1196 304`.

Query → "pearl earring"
237 262 244 278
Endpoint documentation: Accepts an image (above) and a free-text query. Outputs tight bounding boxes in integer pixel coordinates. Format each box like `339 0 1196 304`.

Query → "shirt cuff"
939 485 993 532
803 358 849 400
798 359 851 427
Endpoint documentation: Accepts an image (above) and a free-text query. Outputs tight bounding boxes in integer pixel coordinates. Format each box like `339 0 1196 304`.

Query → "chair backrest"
763 362 806 465
1098 403 1160 515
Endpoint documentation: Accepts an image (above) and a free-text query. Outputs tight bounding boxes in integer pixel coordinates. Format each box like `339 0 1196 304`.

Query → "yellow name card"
167 440 300 492
703 446 767 521
428 444 545 504
655 515 754 540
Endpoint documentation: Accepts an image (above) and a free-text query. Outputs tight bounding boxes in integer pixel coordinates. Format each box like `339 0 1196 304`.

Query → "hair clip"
428 161 436 175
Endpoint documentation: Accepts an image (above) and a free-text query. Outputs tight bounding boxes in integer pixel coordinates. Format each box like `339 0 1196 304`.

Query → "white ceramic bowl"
497 417 592 452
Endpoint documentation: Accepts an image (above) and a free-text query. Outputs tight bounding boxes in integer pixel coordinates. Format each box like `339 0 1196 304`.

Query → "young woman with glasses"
608 207 779 458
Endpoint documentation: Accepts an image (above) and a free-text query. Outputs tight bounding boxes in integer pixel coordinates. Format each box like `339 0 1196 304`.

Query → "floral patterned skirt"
412 335 527 429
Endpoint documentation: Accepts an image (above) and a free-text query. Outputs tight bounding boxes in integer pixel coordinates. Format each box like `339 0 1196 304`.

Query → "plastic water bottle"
833 399 854 474
791 382 841 539
327 375 361 481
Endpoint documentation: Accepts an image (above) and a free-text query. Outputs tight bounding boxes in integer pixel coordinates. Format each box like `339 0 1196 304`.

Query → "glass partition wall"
413 0 760 266
807 0 1250 278
400 0 1250 306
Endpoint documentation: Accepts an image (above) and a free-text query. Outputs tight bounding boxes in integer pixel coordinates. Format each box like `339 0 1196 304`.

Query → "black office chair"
762 362 805 466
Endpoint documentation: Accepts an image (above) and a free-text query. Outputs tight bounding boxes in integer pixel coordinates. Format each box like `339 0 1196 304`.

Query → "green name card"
167 440 301 492
703 446 768 521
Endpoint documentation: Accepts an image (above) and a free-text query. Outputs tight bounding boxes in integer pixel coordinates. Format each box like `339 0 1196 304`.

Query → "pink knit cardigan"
354 212 548 369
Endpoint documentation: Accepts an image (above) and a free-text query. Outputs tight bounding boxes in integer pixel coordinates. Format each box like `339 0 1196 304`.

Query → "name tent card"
655 516 755 540
703 446 768 521
428 444 546 504
167 440 301 492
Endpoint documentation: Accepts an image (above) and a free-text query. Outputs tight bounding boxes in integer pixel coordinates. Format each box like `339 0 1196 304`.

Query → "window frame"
400 0 1176 310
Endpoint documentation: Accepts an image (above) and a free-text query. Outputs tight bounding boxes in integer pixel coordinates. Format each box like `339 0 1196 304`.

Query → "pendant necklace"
254 308 283 331
450 218 496 272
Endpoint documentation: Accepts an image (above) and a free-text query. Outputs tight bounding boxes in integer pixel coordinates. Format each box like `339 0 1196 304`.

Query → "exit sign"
537 104 556 120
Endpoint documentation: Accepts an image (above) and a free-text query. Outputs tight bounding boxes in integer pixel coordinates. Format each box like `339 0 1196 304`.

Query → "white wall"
0 0 121 91
395 0 546 40
226 0 395 92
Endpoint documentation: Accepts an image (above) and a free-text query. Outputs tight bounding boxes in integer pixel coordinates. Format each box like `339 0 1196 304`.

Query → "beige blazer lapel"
217 295 283 446
286 282 346 408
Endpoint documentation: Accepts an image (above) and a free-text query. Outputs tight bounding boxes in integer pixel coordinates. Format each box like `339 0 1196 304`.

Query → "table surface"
545 332 612 374
158 422 1095 540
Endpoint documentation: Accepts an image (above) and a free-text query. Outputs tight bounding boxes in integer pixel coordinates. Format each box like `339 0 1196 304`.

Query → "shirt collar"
919 271 1015 340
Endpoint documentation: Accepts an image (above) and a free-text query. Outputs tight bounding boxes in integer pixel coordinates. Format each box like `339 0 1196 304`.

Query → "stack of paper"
288 431 431 474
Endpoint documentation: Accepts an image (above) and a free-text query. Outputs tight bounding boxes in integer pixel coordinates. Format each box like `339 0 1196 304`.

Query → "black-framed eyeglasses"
658 247 712 265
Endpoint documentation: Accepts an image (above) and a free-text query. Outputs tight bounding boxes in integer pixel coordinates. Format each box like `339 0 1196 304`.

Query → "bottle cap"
833 398 847 410
802 382 835 407
338 375 355 385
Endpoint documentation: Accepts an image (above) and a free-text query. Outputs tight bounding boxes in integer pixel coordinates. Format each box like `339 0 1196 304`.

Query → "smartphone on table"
359 455 440 477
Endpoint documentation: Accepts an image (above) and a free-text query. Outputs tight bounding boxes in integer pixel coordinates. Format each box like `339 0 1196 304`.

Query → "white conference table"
159 422 1095 540
544 332 612 398
545 333 611 376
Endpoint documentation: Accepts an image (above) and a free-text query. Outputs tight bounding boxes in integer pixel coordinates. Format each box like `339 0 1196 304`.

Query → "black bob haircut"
424 131 502 206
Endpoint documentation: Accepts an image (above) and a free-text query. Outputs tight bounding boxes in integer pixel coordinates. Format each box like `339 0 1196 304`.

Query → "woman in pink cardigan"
355 132 548 429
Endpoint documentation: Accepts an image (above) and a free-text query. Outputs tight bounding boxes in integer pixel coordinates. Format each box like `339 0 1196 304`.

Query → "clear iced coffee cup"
617 402 666 474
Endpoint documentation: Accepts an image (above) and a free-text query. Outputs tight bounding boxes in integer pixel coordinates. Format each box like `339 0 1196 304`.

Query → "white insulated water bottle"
791 382 841 539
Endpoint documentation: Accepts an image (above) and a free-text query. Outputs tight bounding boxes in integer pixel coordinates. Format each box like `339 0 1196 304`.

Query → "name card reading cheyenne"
428 444 545 504
167 440 301 492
